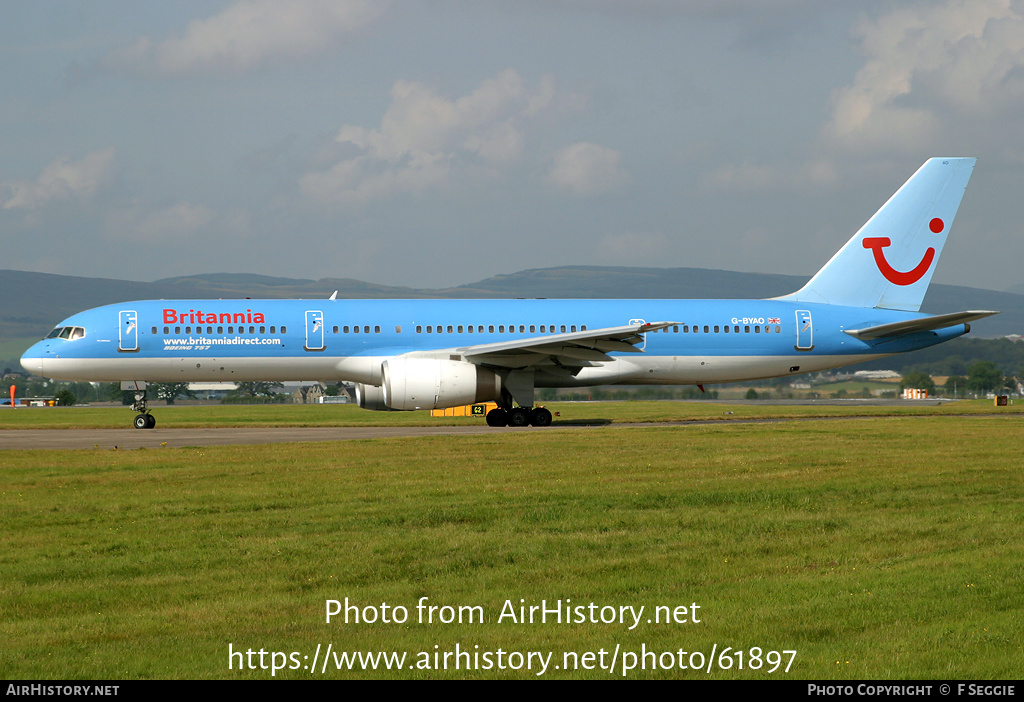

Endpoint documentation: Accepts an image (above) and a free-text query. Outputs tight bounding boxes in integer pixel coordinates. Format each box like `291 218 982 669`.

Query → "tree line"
1 375 286 406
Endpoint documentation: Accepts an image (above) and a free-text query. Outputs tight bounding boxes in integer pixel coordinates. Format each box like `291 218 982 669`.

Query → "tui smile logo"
862 218 944 286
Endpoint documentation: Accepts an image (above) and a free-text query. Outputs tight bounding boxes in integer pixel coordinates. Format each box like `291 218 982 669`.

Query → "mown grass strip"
1 417 1022 678
1 399 1021 430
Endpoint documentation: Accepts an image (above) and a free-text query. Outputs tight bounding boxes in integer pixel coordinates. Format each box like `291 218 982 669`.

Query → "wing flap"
527 345 615 362
460 321 679 368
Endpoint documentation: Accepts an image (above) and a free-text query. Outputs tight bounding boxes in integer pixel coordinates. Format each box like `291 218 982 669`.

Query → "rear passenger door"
795 310 814 351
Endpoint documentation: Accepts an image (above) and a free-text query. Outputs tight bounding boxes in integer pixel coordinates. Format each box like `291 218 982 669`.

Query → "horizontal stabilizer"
843 310 998 340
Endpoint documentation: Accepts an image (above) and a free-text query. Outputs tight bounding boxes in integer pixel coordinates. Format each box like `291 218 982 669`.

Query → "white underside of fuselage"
34 352 890 387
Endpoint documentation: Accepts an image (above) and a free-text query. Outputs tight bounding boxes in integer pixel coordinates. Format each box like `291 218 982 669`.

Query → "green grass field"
1 404 1022 679
1 398 1022 429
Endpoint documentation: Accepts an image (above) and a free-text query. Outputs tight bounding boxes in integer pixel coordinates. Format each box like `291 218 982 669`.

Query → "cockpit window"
45 326 86 340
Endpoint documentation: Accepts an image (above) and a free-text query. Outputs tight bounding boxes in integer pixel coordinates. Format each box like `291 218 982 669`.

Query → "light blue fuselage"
21 297 965 387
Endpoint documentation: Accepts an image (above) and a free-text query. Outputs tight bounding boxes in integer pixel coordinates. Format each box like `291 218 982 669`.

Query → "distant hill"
2 267 1021 356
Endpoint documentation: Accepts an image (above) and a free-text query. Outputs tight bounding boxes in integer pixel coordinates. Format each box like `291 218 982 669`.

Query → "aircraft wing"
456 321 680 369
843 310 998 341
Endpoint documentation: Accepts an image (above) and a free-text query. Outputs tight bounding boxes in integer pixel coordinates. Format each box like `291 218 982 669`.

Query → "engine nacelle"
382 358 501 411
354 383 399 411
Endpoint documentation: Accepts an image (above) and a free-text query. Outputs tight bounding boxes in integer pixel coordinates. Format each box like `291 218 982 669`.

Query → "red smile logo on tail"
862 218 943 286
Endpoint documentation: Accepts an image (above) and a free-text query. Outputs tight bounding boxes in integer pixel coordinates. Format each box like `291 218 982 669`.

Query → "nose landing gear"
129 385 156 429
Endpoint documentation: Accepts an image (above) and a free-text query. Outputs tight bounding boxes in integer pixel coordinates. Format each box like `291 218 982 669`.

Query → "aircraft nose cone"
20 343 46 376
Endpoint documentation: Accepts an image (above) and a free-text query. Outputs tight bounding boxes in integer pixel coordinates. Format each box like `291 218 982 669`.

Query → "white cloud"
106 0 387 76
302 70 561 205
706 159 837 191
539 0 814 18
136 202 216 240
546 142 628 196
103 201 247 244
823 0 1024 153
2 148 117 211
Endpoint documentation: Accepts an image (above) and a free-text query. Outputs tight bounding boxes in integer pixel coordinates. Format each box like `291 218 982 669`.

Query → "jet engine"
354 382 395 411
382 358 501 411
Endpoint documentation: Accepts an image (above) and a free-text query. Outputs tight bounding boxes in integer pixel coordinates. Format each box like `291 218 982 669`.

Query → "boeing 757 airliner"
21 158 996 428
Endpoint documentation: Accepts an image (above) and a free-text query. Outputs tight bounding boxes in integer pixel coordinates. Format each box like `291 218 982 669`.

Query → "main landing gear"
485 405 553 428
485 374 551 427
130 389 156 429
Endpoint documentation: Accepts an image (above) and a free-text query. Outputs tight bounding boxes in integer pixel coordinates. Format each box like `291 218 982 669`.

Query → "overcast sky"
2 0 1023 291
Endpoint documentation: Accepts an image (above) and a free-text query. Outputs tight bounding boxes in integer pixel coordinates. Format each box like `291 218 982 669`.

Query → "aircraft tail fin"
778 157 976 311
